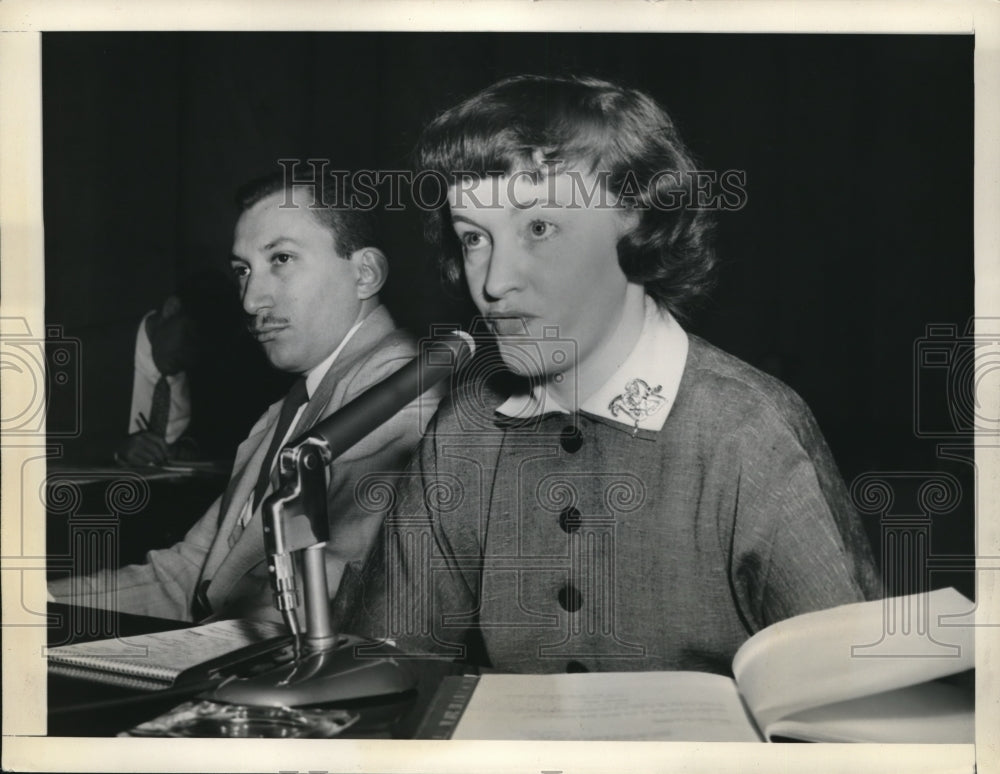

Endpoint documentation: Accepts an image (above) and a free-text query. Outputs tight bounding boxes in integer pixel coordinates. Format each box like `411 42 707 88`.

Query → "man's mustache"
247 315 291 333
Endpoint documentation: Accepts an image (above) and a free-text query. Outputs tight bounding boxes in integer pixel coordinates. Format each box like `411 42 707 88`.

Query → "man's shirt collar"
495 296 689 432
303 311 368 398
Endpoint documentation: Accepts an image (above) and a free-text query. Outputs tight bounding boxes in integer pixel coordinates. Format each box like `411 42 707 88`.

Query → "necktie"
252 377 309 511
148 376 171 437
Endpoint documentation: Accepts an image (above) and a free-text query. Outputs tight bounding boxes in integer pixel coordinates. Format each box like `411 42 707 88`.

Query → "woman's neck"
545 283 647 408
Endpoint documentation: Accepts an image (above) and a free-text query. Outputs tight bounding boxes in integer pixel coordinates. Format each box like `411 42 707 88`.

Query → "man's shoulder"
350 325 418 366
332 324 418 400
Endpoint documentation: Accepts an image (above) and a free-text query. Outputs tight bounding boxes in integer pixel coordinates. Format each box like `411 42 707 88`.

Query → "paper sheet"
451 671 761 741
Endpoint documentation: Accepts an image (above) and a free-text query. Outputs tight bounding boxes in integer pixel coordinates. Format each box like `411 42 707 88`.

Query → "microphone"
285 329 475 465
263 329 474 646
214 331 476 708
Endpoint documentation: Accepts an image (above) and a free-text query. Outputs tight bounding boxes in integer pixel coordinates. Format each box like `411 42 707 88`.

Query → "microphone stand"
208 439 416 707
207 333 473 707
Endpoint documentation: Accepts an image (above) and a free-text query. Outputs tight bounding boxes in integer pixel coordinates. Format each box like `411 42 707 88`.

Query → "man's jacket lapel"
200 405 278 577
202 306 398 608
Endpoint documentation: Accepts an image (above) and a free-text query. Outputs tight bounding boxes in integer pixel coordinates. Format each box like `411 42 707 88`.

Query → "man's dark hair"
415 74 716 320
236 170 379 258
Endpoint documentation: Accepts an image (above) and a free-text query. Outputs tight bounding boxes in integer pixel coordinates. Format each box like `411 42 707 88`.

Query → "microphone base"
205 634 417 707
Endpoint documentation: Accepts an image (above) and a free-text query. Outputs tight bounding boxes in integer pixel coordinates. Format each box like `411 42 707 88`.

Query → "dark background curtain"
42 32 975 596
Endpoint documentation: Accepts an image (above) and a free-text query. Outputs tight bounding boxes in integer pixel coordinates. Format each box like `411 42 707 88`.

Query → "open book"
47 619 289 691
421 588 975 742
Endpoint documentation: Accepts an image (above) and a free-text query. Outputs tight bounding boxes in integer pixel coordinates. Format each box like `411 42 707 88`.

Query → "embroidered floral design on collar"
608 378 666 434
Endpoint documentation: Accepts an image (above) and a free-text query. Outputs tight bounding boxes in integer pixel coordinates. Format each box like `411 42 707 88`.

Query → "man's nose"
240 270 273 315
481 238 523 302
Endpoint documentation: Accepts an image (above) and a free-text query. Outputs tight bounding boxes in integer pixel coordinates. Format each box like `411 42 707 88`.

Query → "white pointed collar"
495 296 689 432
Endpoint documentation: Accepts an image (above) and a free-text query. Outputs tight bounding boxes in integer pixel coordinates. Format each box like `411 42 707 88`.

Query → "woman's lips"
487 315 533 336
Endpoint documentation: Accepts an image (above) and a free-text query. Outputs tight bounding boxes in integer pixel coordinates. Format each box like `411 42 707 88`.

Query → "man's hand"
115 431 169 466
168 435 201 462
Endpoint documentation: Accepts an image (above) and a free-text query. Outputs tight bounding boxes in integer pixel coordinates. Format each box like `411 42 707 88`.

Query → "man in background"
114 293 198 465
112 269 292 466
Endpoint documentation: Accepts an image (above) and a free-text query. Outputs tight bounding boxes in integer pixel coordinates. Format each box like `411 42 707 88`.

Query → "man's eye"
528 220 555 239
272 252 293 265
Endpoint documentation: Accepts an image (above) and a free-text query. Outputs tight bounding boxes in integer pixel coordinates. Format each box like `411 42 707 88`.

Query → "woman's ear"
350 247 389 300
615 205 641 240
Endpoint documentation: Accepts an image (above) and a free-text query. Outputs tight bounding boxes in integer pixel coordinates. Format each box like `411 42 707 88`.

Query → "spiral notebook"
47 619 288 691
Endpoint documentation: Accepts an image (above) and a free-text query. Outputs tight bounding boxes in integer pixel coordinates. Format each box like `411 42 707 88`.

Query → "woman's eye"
461 232 486 249
528 220 554 239
231 264 249 279
272 252 293 265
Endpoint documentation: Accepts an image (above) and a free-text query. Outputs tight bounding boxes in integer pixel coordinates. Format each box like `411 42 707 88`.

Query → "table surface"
46 459 232 484
46 462 231 574
46 604 459 738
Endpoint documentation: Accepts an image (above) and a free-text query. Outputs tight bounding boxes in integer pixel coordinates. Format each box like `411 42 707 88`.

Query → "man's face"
148 298 197 376
448 170 633 385
231 188 362 374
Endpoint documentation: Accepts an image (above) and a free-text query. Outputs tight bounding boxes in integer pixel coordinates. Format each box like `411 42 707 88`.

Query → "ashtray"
120 700 359 738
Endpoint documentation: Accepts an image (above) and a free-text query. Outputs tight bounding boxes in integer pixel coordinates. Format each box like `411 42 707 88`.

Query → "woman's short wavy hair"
415 74 717 320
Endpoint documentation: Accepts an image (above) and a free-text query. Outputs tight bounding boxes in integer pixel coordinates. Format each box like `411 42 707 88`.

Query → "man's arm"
47 494 222 621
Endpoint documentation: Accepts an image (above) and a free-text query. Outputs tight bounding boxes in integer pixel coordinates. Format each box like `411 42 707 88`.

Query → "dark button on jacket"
559 507 583 533
558 584 583 612
560 425 583 453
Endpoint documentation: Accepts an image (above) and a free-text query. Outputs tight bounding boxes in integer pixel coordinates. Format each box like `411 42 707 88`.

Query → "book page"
732 588 975 731
764 679 974 743
46 619 286 681
451 672 762 741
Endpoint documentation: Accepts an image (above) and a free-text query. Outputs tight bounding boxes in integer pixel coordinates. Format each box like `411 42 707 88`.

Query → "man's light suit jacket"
50 306 437 623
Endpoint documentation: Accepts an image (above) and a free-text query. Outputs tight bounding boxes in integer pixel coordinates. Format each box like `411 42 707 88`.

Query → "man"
113 269 285 466
341 75 882 674
113 293 198 466
49 173 438 623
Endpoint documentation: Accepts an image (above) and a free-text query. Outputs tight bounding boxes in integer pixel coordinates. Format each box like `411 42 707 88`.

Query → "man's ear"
161 294 183 319
350 247 389 301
